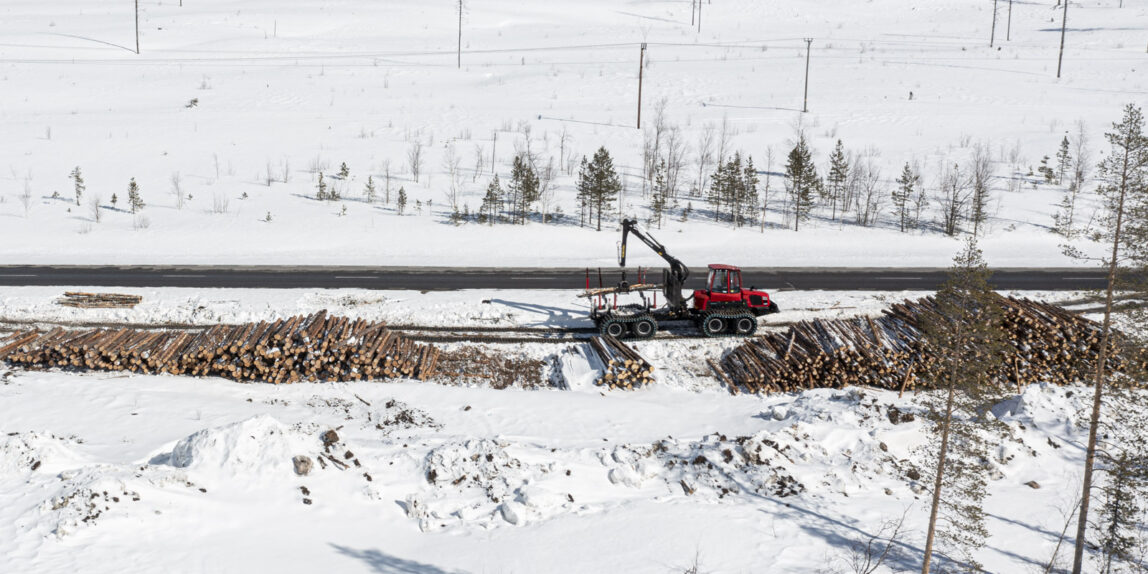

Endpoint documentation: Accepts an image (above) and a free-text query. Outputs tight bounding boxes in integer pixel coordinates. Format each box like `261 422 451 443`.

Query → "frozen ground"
1 0 1143 267
0 285 1118 573
0 363 1113 573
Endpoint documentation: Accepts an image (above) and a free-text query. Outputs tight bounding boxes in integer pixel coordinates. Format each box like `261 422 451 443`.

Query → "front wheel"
734 315 757 335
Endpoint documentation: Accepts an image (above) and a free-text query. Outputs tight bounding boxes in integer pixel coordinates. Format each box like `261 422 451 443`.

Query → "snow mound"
0 431 86 478
169 415 304 481
405 439 572 531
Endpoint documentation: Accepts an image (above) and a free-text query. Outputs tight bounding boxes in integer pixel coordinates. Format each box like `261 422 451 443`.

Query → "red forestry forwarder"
583 219 778 339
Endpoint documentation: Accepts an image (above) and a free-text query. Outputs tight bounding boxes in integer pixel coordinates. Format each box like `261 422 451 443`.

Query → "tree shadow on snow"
330 544 468 574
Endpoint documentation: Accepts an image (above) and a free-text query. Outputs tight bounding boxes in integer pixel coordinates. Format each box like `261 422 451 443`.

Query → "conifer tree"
110 193 119 209
826 139 849 220
507 155 539 224
1056 135 1072 186
127 178 144 213
338 162 350 179
892 162 918 233
919 237 1008 574
316 173 327 200
576 157 591 228
396 186 407 215
363 176 377 203
785 134 820 231
581 147 622 231
480 175 502 225
650 159 668 228
70 166 85 206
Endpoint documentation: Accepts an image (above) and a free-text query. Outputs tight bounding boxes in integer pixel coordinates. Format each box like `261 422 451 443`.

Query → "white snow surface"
0 285 1120 573
2 0 1142 267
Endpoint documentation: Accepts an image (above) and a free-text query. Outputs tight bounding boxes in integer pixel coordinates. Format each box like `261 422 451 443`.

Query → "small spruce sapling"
396 186 407 215
111 193 119 209
127 178 144 214
338 162 350 179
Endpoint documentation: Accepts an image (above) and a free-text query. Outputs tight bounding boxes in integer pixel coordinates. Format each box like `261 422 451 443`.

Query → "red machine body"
692 264 776 316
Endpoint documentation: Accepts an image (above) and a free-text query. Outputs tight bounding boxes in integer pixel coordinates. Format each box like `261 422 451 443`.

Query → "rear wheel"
632 317 657 339
701 314 726 337
601 319 628 338
734 315 757 335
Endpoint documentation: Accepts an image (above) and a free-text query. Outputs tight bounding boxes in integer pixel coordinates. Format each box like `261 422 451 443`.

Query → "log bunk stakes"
588 335 655 390
0 310 440 383
713 294 1141 395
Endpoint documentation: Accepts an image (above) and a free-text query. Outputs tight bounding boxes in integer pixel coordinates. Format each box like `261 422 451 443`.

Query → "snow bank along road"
0 266 1111 291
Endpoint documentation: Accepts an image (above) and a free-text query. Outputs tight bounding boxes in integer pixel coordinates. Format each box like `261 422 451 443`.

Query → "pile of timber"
588 335 654 389
58 292 143 309
577 283 662 298
713 295 1140 395
0 311 439 383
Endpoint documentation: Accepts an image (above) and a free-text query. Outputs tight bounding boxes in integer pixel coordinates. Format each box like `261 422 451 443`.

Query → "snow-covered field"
3 0 1143 571
0 360 1110 573
2 0 1143 267
0 285 1118 573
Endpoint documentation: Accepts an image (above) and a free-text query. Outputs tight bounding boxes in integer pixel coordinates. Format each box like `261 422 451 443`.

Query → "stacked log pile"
714 295 1139 395
589 335 654 390
57 292 143 309
0 311 439 383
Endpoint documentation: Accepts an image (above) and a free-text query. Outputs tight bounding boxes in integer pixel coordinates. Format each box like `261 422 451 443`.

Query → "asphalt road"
0 266 1110 291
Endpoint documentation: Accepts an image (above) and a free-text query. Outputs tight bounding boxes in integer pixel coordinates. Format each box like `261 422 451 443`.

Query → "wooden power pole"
990 0 998 47
1057 0 1069 78
637 43 647 129
802 38 813 113
1007 0 1013 41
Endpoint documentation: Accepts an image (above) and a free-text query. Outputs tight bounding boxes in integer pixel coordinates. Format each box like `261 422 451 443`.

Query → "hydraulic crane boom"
619 219 690 310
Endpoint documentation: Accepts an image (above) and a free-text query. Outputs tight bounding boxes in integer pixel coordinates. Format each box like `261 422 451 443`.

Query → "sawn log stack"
713 294 1140 395
0 311 439 383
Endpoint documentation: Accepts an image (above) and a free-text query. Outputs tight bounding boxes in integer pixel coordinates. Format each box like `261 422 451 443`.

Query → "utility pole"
637 43 647 129
457 0 463 69
1007 0 1013 41
802 38 813 113
990 0 998 47
135 0 140 54
691 0 695 26
1056 0 1068 78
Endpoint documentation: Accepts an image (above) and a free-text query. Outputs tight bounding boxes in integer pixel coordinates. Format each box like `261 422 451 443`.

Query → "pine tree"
680 201 692 222
576 157 591 228
396 186 407 215
583 147 622 231
707 158 729 222
1071 103 1148 574
363 176 377 203
785 134 820 231
70 166 85 206
919 237 1008 574
507 155 539 224
480 175 502 225
1056 135 1072 186
110 193 118 209
826 139 848 220
127 178 144 213
338 162 350 179
650 159 668 228
892 162 918 233
740 155 760 228
316 173 328 200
